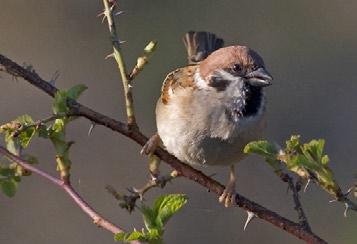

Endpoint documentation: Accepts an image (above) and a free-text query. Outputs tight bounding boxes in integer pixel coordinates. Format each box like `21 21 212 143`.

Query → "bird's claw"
141 133 160 155
219 188 236 208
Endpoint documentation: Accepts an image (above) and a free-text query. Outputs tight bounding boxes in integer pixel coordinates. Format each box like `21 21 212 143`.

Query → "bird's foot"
219 185 236 208
219 165 237 208
141 133 160 155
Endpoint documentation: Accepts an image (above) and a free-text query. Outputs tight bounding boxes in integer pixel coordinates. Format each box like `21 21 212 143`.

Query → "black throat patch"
225 85 263 123
242 85 263 117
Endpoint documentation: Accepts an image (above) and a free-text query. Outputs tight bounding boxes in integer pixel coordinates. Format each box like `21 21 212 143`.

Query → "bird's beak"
246 67 273 87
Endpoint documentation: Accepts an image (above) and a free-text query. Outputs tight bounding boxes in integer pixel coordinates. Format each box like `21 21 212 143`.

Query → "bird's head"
196 45 273 91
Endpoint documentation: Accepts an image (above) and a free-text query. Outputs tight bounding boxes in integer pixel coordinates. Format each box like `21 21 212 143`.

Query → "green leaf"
244 140 279 158
114 232 127 241
5 135 20 155
0 167 15 177
52 119 65 133
53 90 69 114
142 205 158 230
144 41 158 53
18 127 36 148
38 124 50 138
283 136 342 197
321 155 329 165
147 228 161 240
153 194 187 229
15 115 34 125
286 135 301 152
67 84 87 100
115 194 186 243
126 230 146 241
1 178 18 197
0 115 36 150
53 85 87 115
114 230 147 242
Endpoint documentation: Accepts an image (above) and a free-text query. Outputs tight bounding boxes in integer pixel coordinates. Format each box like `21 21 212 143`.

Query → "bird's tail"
183 31 224 64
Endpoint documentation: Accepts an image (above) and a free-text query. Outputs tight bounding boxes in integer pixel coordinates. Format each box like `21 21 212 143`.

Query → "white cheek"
194 69 210 89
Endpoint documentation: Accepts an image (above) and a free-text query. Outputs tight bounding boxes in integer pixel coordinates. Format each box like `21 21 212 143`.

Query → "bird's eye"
251 64 259 71
232 64 242 73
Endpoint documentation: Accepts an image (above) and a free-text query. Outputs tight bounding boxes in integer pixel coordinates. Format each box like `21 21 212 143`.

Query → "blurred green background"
1 0 357 243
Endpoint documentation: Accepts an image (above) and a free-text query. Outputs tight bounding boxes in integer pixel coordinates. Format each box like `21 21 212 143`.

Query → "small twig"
107 171 179 213
0 146 142 244
283 174 311 231
102 0 137 128
266 165 311 230
11 113 71 137
129 41 157 81
135 170 179 198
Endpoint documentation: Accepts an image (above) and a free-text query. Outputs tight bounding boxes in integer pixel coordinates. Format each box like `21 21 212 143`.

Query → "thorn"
128 84 133 88
119 40 126 44
101 15 107 23
49 70 60 86
345 186 354 196
115 11 124 16
244 211 256 231
97 11 105 17
329 199 337 203
344 203 350 217
105 53 114 59
88 123 96 136
304 178 311 192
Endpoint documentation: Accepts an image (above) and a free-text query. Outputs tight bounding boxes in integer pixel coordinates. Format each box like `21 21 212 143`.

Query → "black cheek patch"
208 76 230 92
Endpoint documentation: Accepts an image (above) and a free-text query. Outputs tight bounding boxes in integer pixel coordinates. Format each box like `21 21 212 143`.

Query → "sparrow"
144 31 273 207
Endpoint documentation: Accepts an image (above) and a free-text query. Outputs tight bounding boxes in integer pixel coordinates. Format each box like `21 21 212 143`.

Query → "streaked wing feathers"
161 65 198 104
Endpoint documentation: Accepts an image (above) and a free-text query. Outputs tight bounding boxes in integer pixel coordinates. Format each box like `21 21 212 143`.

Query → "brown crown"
199 46 265 80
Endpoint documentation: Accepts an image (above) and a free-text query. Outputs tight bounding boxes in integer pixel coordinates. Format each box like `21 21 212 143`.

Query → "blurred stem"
102 0 137 128
0 145 142 244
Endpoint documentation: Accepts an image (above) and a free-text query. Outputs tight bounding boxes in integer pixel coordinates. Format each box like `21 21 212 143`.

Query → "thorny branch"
0 52 328 243
101 0 137 128
0 146 142 244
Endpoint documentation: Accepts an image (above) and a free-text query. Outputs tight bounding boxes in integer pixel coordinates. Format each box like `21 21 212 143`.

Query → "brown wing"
161 65 198 105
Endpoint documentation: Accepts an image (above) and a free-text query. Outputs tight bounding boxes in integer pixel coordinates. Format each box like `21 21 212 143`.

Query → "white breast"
156 71 266 167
